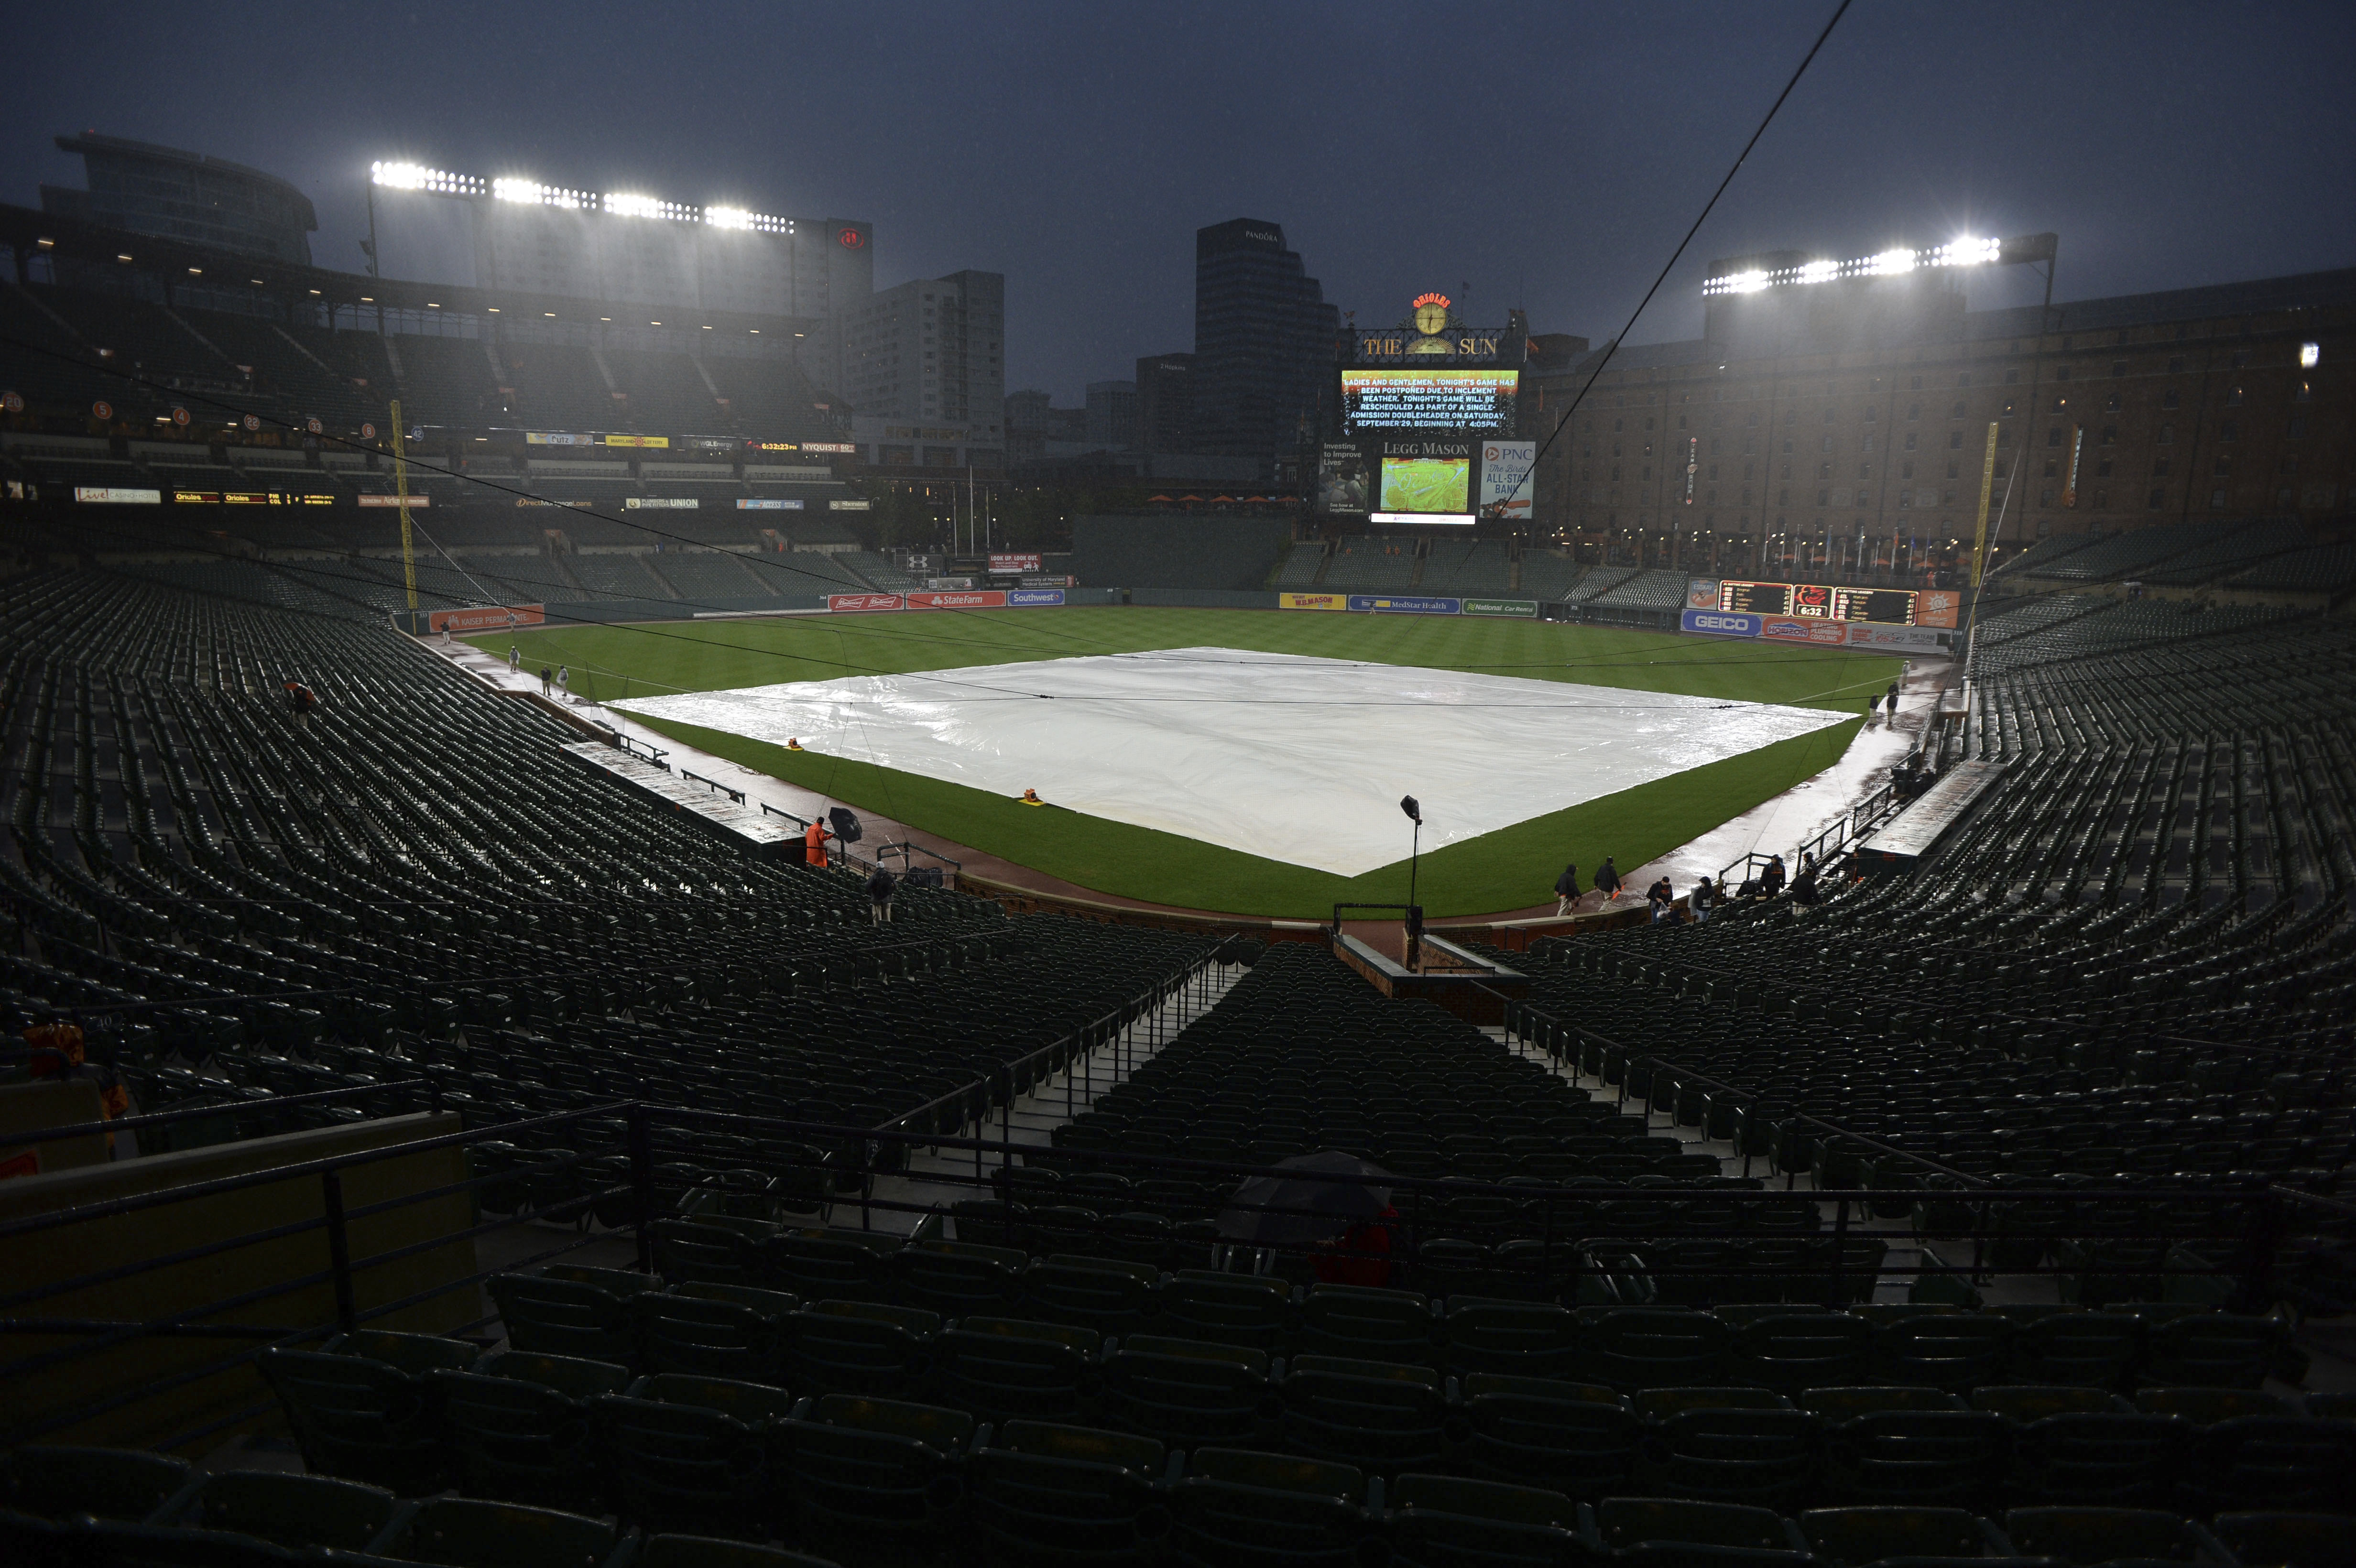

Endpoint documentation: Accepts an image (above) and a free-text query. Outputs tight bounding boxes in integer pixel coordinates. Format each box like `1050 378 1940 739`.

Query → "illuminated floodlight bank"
1703 234 2019 296
493 177 593 210
604 193 696 221
372 158 794 233
369 161 484 196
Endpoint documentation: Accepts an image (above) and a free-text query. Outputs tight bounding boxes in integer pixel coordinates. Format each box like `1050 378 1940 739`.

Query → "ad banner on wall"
1279 592 1349 611
989 553 1044 574
1348 595 1461 615
1462 598 1538 618
827 593 905 612
1687 578 1723 610
1314 443 1369 514
427 604 545 634
1845 623 1952 652
1681 608 1761 639
1913 589 1962 628
1476 439 1537 519
1760 617 1852 646
904 590 1007 610
1007 588 1066 607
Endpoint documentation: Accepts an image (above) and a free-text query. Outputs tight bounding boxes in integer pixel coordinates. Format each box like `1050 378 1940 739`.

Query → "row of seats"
0 1446 825 1567
253 1317 2355 1551
491 1252 2302 1398
22 1432 2347 1568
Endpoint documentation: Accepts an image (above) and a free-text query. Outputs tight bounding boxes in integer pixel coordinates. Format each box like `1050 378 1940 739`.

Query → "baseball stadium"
3 43 2356 1568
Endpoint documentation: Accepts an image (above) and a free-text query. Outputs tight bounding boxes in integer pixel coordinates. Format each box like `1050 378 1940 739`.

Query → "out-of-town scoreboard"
1716 579 1921 625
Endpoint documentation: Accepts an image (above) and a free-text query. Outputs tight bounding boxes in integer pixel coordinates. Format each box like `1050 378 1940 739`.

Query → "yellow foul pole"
389 399 417 615
1961 420 2002 652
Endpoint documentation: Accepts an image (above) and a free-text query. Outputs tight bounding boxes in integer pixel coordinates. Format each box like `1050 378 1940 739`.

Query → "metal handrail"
869 942 1222 1140
678 769 746 805
876 840 963 874
4 1082 2319 1452
1491 991 1994 1187
0 1076 436 1152
18 927 1010 1023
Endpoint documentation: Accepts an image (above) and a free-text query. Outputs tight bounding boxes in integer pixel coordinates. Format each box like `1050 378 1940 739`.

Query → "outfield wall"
1132 588 1280 610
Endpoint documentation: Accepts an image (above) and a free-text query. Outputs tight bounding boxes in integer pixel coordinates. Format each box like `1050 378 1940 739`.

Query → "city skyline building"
1190 218 1340 472
1135 352 1193 452
1085 379 1137 449
841 269 1005 442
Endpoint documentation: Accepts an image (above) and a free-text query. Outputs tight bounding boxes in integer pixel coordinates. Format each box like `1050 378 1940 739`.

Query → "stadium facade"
1525 256 2356 572
42 133 318 265
366 157 873 400
0 137 1032 489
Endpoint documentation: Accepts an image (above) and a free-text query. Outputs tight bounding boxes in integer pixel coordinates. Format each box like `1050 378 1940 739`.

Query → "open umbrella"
1215 1150 1395 1248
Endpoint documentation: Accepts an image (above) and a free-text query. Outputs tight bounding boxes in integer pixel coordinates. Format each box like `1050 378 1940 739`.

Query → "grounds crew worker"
803 817 833 869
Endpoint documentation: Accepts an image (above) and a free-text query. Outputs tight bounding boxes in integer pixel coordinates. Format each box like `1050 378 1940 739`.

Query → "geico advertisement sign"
1680 608 1758 637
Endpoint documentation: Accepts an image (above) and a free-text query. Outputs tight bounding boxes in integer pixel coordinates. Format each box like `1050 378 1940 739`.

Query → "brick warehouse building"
1522 256 2355 577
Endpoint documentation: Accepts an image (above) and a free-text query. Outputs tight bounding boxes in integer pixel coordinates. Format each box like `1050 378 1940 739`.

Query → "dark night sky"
8 1 2353 402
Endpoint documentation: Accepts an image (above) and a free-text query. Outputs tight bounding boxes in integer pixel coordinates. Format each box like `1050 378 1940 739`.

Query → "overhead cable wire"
1491 0 1855 516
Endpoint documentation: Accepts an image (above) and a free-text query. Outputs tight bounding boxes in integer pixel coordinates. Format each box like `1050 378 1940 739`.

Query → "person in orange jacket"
803 817 832 869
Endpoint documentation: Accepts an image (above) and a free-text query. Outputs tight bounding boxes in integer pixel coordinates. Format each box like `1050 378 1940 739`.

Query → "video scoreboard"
1716 579 1920 625
1340 369 1520 433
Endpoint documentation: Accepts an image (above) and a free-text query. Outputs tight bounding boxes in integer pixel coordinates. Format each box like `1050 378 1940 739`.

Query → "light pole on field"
1400 794 1424 972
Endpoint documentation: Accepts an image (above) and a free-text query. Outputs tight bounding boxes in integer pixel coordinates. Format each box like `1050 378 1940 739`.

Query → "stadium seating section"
1516 551 1589 603
1070 516 1294 593
0 277 838 445
1588 568 1689 610
1321 535 1421 591
2 523 2355 1566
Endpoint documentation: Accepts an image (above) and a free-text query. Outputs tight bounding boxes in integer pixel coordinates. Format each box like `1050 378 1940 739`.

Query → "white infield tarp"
611 647 1851 877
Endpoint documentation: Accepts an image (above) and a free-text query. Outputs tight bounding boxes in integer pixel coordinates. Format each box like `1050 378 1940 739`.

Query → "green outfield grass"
473 608 1895 917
